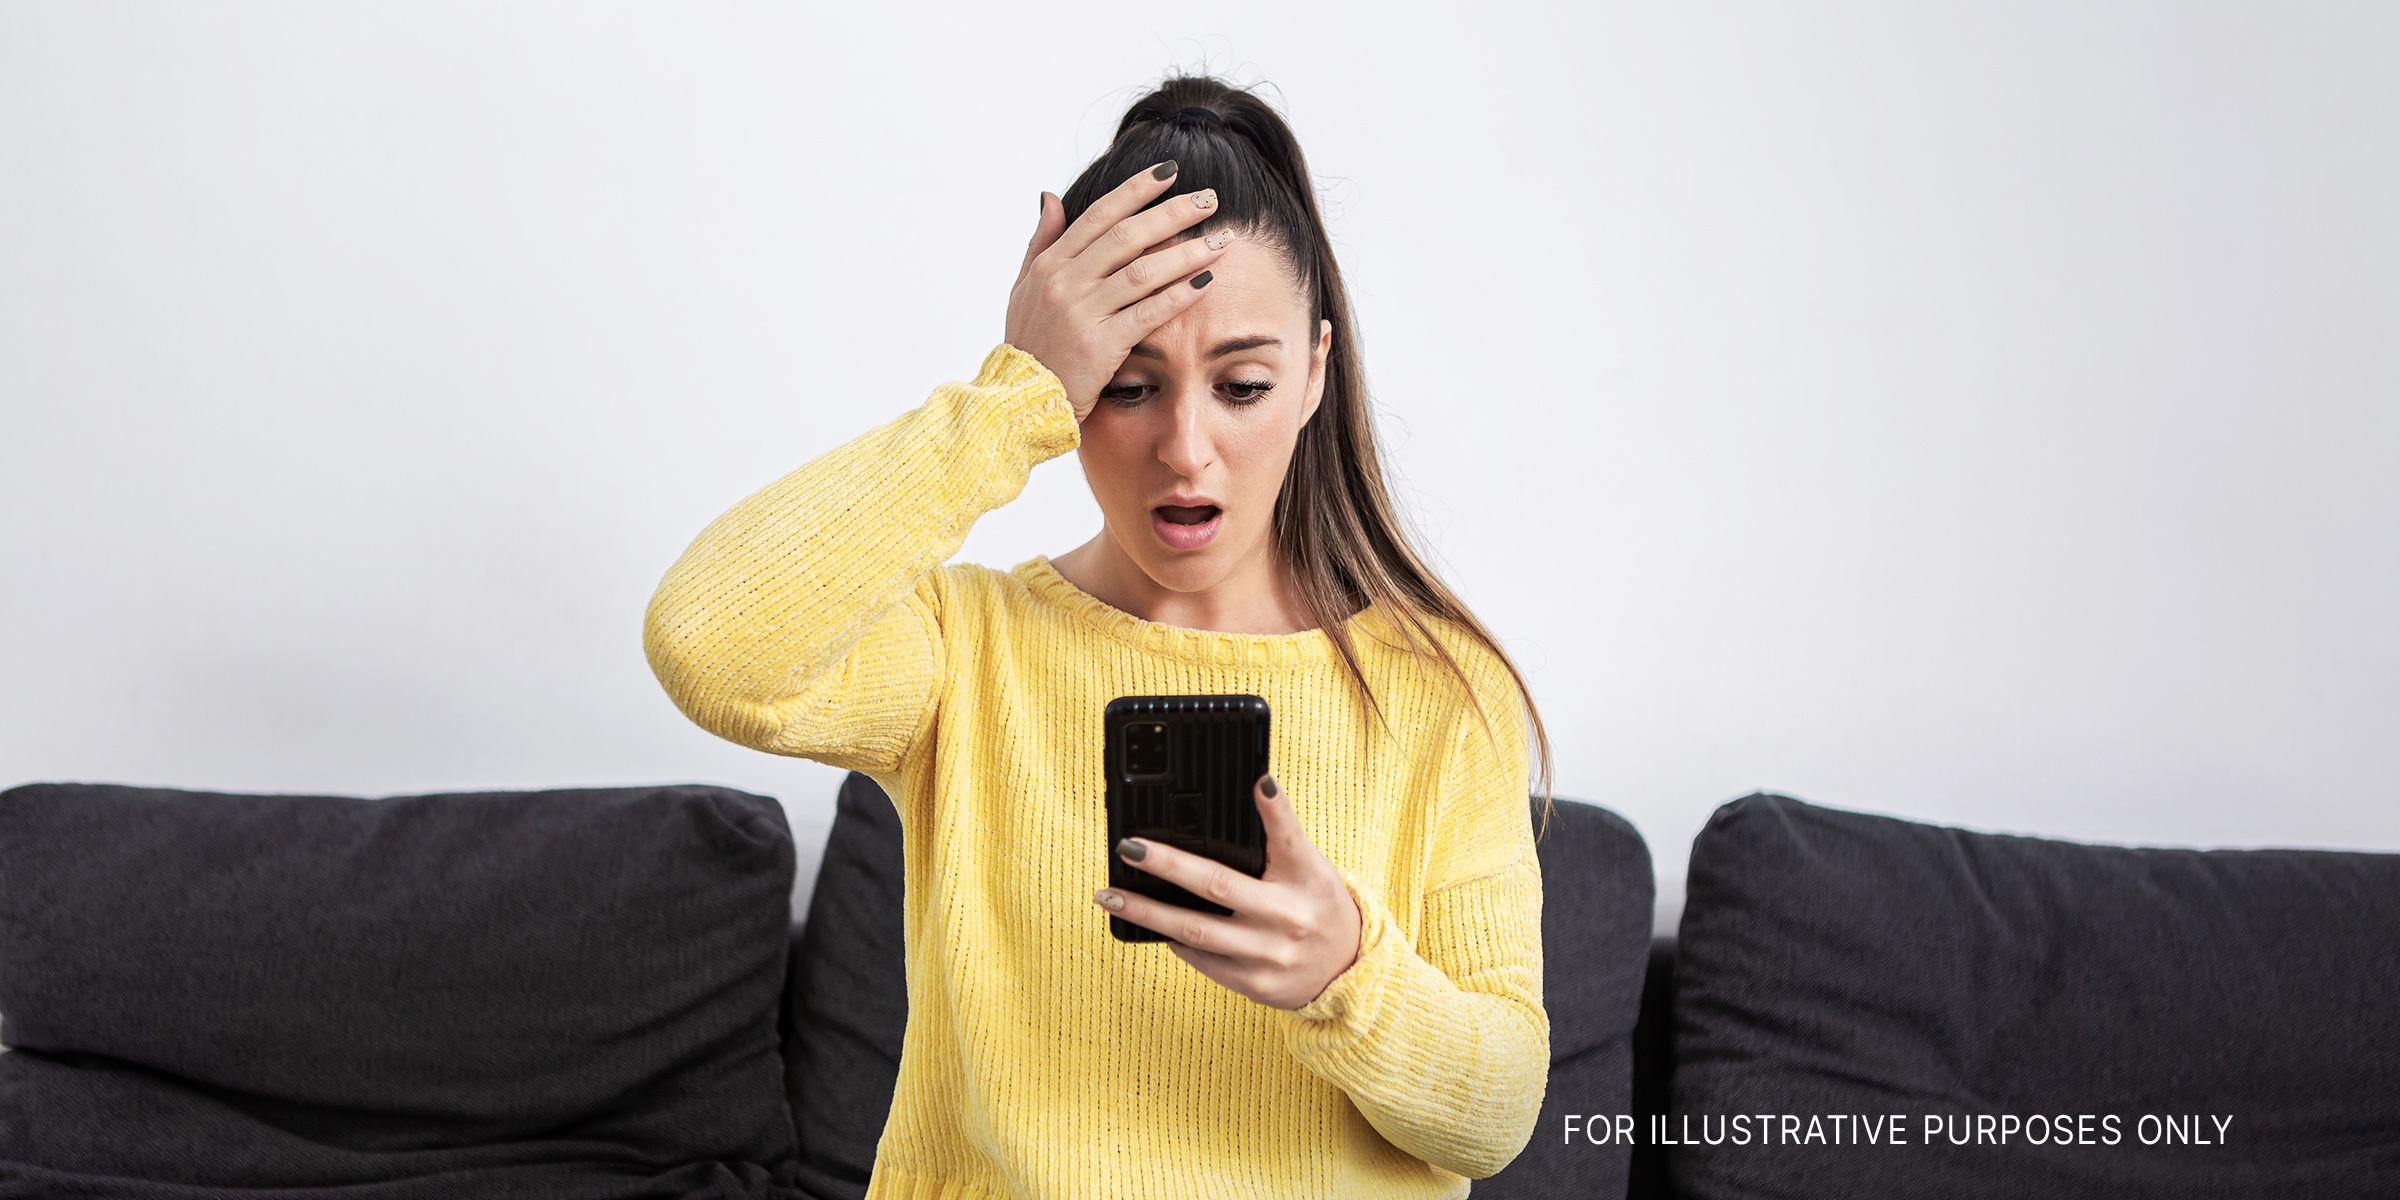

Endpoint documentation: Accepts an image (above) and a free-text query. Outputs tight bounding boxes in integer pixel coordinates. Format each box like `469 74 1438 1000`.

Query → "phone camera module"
1124 723 1171 780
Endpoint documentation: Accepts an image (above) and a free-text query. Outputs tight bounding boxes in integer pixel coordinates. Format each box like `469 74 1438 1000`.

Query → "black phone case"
1103 694 1271 943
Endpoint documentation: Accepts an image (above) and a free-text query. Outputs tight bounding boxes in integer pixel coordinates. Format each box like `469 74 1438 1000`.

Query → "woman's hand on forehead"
1006 164 1235 422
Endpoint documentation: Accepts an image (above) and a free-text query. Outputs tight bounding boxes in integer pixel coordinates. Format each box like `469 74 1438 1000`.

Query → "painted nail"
1094 889 1125 912
1116 838 1148 861
1038 192 1046 214
1152 160 1179 181
1190 188 1218 210
1263 775 1281 799
1205 231 1232 251
1188 271 1213 290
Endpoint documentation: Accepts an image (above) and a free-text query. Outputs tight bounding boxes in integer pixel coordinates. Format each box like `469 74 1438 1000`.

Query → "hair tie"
1166 106 1224 129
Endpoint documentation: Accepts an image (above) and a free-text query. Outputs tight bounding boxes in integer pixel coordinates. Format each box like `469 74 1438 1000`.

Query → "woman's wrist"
1289 870 1382 1021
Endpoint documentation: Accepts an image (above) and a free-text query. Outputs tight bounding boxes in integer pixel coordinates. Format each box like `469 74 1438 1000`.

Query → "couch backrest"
0 782 802 1198
1665 793 2400 1200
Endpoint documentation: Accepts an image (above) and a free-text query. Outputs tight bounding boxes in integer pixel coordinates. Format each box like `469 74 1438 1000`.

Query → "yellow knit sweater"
644 346 1546 1199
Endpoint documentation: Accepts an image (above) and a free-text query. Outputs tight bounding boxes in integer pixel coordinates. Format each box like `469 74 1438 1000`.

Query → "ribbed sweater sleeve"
1280 709 1548 1180
642 345 1075 771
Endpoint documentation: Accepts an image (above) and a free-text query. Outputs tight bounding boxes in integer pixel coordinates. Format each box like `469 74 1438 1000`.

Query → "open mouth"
1156 505 1220 526
1150 504 1223 550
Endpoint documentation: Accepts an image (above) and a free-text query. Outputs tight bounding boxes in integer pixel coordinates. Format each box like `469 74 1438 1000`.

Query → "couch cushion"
782 771 911 1200
781 774 1654 1200
0 782 801 1198
1670 793 2400 1200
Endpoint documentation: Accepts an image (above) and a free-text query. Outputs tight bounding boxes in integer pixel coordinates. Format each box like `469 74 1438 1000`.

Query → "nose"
1155 386 1215 478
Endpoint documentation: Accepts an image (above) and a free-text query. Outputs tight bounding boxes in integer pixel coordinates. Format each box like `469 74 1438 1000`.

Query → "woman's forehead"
1144 240 1310 352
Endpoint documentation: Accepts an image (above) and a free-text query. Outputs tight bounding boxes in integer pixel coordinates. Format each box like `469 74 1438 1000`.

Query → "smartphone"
1103 694 1271 943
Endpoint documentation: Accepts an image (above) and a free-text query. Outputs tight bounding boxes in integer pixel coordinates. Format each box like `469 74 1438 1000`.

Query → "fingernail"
1038 192 1046 214
1205 231 1232 251
1094 889 1126 912
1152 160 1178 181
1191 188 1217 210
1262 775 1281 799
1188 271 1213 290
1116 838 1148 861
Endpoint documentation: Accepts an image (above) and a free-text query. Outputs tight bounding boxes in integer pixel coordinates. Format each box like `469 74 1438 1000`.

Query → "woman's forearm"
642 345 1075 765
1279 859 1549 1179
1282 699 1551 1180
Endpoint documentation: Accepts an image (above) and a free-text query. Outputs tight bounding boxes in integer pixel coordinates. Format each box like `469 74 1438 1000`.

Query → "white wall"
4 2 2394 932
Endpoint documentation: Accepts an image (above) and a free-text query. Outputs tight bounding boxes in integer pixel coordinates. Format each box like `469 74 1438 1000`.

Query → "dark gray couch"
0 782 804 1199
1637 794 2400 1200
7 778 2394 1198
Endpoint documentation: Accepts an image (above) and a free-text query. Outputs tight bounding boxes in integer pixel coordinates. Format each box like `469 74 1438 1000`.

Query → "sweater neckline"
1013 557 1357 669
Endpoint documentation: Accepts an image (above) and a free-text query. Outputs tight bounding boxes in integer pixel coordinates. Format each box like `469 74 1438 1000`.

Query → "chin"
1133 548 1238 595
1114 506 1265 597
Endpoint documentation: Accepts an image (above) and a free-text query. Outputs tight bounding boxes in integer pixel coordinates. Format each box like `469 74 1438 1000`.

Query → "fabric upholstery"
0 782 802 1198
1670 793 2400 1200
782 771 911 1200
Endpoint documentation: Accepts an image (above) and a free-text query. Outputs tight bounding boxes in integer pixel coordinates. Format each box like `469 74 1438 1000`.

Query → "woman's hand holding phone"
1094 775 1363 1011
1005 164 1232 423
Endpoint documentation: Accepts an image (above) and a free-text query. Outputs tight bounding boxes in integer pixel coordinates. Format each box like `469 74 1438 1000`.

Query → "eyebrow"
1125 335 1285 361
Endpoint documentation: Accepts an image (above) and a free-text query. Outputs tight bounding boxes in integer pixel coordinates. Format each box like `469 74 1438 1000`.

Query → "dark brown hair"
1060 76 1555 806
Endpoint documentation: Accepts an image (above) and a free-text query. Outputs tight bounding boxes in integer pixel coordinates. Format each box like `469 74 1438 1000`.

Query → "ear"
1300 318 1332 425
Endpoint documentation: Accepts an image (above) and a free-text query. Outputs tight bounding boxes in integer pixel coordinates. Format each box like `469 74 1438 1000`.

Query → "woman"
646 76 1550 1198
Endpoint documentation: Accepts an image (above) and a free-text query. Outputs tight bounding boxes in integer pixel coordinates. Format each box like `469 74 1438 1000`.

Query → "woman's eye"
1101 383 1155 406
1218 380 1275 404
